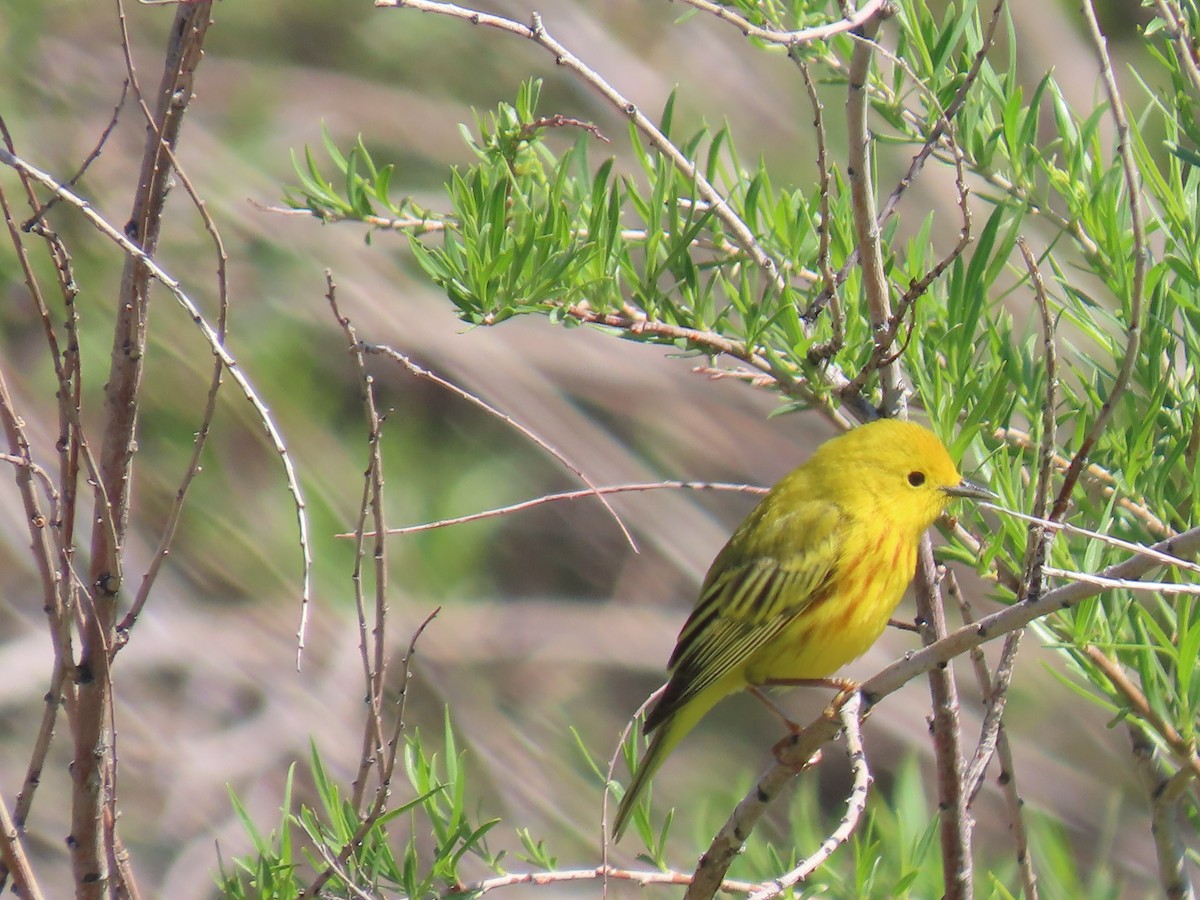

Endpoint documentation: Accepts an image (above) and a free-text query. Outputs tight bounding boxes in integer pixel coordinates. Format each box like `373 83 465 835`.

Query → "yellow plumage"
612 418 990 839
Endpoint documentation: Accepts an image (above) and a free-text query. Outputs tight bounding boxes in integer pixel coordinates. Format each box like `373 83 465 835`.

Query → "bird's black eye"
907 471 926 487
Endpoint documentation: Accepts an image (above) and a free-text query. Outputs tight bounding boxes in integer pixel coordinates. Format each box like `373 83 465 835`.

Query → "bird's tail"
611 691 717 841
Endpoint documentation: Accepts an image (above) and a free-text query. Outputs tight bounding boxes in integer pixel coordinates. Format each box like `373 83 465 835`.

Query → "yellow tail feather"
611 686 724 841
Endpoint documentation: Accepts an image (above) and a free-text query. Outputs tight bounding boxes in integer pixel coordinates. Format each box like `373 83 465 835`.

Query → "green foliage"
217 713 506 899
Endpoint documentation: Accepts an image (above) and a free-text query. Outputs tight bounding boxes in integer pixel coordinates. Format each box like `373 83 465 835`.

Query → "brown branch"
71 4 214 893
364 341 640 550
949 572 1038 899
0 785 45 900
1084 647 1200 784
344 480 768 539
558 304 848 427
915 551 972 900
844 14 900 414
325 274 390 814
671 0 890 47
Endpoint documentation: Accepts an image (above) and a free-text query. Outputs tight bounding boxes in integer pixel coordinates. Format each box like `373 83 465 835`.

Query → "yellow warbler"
612 418 990 839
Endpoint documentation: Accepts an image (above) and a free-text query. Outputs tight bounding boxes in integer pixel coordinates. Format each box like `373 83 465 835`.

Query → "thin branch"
557 304 847 428
455 864 761 897
0 785 46 900
342 481 768 539
304 838 379 900
994 426 1172 539
747 693 870 900
1084 646 1200 785
949 572 1037 899
1040 567 1200 595
362 343 641 551
799 59 844 364
113 0 230 639
20 80 129 227
671 0 889 47
979 505 1200 576
326 275 391 814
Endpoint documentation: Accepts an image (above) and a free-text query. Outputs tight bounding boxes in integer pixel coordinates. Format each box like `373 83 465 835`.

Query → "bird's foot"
771 737 821 772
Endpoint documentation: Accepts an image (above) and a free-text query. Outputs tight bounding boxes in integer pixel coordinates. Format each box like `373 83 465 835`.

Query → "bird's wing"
645 499 844 732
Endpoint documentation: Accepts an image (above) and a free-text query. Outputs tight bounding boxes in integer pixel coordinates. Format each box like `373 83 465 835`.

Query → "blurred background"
0 0 1158 896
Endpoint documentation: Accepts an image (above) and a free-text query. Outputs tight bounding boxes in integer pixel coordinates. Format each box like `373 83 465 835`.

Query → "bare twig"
454 864 761 897
979 505 1200 576
325 274 391 814
0 785 45 900
993 427 1172 539
1040 567 1200 595
363 343 641 550
672 0 889 47
20 81 129 227
113 0 232 642
949 572 1037 899
799 60 844 363
914 550 972 900
340 480 768 539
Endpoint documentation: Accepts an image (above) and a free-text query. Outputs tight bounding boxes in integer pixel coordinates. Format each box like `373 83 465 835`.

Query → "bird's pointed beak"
943 478 995 501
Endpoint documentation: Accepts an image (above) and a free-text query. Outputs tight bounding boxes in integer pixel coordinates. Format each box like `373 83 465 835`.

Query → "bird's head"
814 419 993 533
